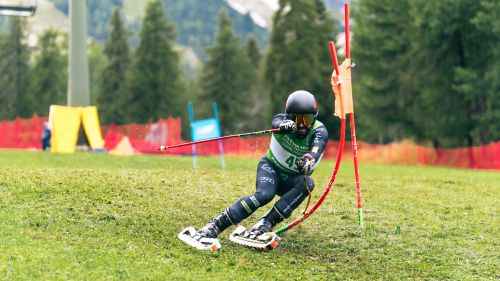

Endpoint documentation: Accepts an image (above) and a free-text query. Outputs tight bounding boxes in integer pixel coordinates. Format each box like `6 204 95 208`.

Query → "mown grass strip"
0 151 498 280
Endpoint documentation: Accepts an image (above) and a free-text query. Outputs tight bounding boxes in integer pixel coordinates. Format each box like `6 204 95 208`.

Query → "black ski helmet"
285 90 319 117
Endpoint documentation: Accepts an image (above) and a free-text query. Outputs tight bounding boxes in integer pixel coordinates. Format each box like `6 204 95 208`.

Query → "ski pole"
158 128 280 151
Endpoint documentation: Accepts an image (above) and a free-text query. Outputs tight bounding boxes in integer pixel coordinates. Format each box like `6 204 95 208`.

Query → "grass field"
0 150 498 280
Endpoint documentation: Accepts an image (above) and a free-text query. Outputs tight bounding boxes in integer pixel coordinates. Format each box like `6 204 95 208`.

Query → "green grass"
0 150 498 280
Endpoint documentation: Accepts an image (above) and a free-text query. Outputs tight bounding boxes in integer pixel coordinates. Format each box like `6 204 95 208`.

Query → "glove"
279 120 297 133
297 153 315 174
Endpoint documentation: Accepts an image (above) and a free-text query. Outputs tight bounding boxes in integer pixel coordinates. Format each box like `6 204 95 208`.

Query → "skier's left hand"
297 153 315 174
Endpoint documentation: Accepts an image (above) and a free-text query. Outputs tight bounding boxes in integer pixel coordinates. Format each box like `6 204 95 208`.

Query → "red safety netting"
1 115 499 170
357 140 500 170
102 117 183 154
0 115 47 150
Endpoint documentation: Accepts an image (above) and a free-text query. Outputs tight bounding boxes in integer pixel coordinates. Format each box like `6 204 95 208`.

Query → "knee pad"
274 177 315 218
253 190 275 206
228 192 273 224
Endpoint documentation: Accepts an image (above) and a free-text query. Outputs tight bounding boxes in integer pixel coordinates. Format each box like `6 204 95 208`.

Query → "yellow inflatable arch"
48 105 105 153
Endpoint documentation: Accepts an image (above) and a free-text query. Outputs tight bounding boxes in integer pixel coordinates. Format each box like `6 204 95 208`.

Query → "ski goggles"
288 113 316 128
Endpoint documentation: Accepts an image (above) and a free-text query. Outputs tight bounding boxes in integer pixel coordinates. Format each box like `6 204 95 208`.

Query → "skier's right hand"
279 120 297 133
297 153 315 174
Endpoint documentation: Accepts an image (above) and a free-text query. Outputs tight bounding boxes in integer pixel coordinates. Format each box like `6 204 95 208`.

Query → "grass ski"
229 225 280 251
178 227 221 251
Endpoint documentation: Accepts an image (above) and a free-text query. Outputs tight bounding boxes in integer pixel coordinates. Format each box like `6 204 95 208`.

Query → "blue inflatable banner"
191 118 221 141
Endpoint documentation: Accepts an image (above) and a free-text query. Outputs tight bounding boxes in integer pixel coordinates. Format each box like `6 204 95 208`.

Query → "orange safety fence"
0 115 47 149
0 115 498 170
101 117 183 154
356 140 500 170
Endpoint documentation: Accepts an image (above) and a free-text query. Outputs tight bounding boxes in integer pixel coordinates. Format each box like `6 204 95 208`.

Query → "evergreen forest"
0 0 498 148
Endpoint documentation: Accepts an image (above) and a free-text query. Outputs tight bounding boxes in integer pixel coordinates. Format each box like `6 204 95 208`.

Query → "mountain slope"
45 0 268 59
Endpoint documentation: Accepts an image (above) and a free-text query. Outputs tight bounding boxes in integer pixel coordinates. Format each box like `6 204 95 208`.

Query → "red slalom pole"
344 4 350 62
345 3 364 228
158 128 280 151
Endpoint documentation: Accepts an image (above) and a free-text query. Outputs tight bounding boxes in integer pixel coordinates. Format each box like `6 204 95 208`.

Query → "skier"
181 90 329 250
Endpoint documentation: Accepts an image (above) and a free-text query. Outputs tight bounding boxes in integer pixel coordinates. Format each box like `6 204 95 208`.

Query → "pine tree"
88 41 107 107
0 18 31 119
471 0 500 144
245 34 261 68
30 30 67 116
410 0 492 147
243 34 266 131
264 0 337 135
353 0 498 147
98 8 130 124
126 0 182 123
351 0 414 143
198 9 253 134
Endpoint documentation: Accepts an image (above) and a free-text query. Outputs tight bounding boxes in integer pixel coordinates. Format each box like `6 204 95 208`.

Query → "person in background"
41 122 51 151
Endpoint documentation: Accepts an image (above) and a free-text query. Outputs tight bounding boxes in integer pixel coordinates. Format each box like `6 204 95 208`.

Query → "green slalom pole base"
357 208 364 229
275 225 288 235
